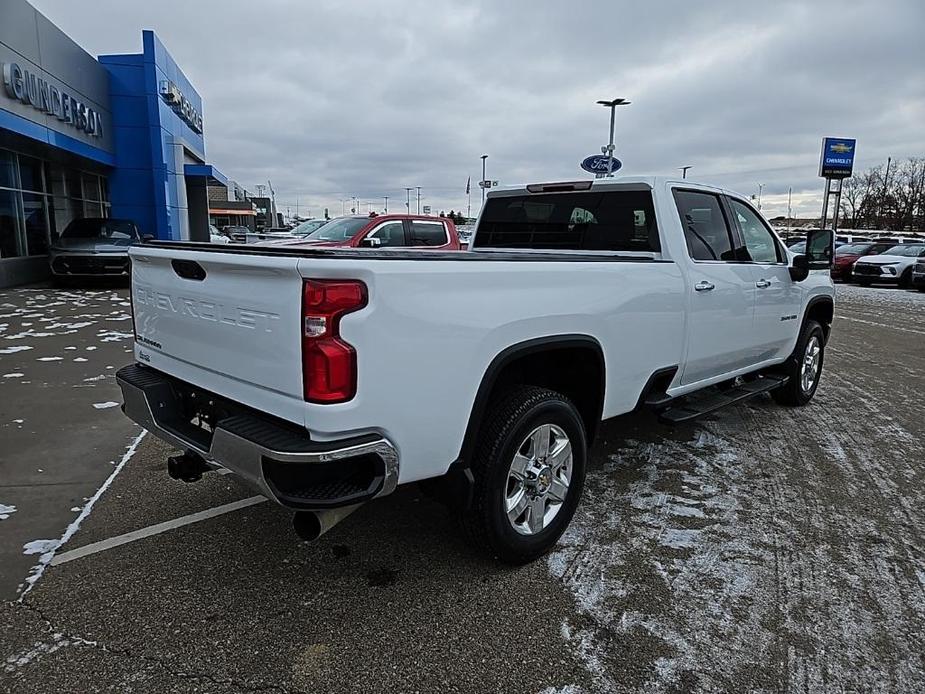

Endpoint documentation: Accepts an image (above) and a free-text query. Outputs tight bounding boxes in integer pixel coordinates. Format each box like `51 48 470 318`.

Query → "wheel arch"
456 335 606 467
803 295 834 342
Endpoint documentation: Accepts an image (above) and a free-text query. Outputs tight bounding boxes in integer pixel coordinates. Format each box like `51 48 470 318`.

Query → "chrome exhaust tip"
293 503 362 542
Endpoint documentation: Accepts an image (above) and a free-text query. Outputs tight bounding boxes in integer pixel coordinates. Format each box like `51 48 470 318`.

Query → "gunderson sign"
2 62 104 138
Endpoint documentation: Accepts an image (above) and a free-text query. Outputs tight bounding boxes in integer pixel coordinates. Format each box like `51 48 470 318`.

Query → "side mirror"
360 237 381 248
805 228 834 268
141 234 155 242
789 254 809 282
789 228 833 281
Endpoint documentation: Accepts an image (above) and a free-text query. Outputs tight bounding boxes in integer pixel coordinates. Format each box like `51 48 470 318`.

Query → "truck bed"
128 241 686 483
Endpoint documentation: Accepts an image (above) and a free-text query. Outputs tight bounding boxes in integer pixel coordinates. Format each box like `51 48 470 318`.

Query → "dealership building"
0 0 228 287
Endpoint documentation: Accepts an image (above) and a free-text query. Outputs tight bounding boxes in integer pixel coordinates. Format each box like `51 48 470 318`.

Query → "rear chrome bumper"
116 364 399 509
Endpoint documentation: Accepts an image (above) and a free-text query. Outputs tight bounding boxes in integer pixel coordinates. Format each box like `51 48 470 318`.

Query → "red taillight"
301 279 367 403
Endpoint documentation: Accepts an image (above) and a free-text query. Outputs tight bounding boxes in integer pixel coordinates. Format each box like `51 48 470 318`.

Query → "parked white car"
852 243 925 288
117 177 835 563
209 225 230 244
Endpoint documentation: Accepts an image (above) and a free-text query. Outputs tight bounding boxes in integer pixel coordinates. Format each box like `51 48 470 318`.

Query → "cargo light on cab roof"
525 181 594 193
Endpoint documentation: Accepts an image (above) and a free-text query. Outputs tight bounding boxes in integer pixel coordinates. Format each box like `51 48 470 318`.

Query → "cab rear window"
474 190 659 252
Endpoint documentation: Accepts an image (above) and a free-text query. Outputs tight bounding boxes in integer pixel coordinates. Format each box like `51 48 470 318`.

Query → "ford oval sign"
581 154 622 175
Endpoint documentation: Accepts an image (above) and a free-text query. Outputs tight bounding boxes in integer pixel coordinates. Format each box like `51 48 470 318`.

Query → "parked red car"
831 241 897 281
274 214 462 250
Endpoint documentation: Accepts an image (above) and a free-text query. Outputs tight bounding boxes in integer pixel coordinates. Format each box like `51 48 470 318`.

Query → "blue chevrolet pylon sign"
819 137 856 178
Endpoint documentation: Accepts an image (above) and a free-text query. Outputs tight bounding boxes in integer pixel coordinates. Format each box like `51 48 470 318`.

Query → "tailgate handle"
171 259 206 281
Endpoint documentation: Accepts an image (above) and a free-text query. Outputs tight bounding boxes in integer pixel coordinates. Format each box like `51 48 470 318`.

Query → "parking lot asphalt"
0 286 139 600
2 283 925 693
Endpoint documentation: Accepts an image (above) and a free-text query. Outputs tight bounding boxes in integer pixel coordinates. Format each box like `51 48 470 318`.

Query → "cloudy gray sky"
32 0 925 219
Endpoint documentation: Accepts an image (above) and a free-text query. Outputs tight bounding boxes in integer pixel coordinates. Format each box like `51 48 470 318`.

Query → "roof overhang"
184 163 228 187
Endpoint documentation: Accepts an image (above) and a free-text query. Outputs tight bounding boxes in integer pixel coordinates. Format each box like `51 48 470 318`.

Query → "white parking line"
50 496 267 566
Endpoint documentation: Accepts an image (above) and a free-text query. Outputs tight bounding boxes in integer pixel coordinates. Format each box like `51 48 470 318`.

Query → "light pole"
416 187 421 214
595 98 630 176
756 183 764 211
405 187 413 213
383 196 388 213
679 166 693 179
787 187 792 233
480 154 488 205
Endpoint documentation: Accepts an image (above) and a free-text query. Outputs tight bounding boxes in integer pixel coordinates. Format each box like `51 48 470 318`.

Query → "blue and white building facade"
0 0 226 287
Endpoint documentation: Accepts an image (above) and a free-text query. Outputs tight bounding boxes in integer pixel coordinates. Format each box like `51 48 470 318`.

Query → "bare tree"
836 157 924 231
893 158 925 231
839 175 865 228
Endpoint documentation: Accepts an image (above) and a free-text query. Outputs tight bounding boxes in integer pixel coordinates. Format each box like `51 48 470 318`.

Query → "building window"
0 147 109 259
0 189 23 258
0 151 16 189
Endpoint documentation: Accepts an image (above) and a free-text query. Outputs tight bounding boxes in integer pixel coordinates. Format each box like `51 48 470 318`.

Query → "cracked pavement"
2 283 925 693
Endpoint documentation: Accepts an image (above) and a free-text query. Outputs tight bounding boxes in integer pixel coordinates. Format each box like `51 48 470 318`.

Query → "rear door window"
408 221 448 246
673 190 735 261
474 190 659 252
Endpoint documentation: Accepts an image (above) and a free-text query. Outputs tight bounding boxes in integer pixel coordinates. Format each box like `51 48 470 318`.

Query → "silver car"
852 243 925 288
49 218 146 280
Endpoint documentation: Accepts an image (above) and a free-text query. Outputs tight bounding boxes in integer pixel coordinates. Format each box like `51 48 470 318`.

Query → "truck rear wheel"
460 386 586 564
771 319 825 407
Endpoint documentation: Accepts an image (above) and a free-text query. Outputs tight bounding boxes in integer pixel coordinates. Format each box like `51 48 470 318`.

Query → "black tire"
771 319 825 407
899 268 912 289
857 279 870 287
460 386 587 564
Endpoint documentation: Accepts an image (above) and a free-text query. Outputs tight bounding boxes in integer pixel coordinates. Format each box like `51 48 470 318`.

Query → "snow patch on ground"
3 372 24 378
3 633 95 673
23 539 58 556
4 330 59 339
96 330 133 342
36 356 62 361
92 401 119 409
836 283 925 309
0 345 32 354
0 503 16 520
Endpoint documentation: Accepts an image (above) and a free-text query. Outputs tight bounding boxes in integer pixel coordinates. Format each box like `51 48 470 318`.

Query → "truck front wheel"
771 319 825 406
460 386 587 564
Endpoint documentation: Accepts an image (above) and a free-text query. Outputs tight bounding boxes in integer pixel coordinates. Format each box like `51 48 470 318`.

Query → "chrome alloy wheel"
505 424 573 535
801 334 821 393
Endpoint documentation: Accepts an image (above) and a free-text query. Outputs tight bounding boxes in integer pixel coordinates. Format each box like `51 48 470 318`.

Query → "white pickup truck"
117 177 835 563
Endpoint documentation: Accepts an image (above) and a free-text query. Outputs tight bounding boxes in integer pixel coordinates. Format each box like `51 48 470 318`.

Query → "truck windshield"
304 218 369 241
290 219 328 236
60 218 138 241
474 190 659 252
836 243 870 255
882 244 925 256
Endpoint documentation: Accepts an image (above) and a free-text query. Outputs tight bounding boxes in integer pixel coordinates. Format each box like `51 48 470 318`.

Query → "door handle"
694 280 715 292
755 279 771 288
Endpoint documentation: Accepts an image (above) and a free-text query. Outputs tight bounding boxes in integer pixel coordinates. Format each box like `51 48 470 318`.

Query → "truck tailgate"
130 245 304 405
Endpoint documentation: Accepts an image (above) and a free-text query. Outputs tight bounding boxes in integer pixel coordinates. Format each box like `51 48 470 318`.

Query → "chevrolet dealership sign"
159 80 203 134
2 62 104 137
818 137 856 178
